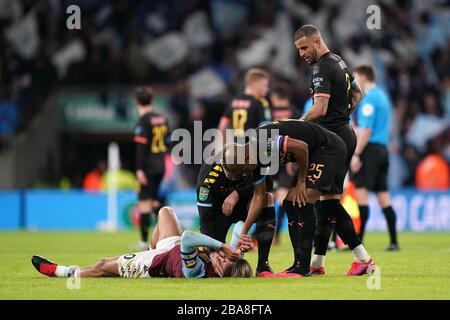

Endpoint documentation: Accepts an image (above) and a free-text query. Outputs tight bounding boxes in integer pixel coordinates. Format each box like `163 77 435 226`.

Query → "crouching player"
31 207 253 279
197 152 276 277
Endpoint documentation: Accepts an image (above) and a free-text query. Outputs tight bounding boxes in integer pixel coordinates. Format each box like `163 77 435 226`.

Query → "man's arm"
348 80 364 114
180 230 238 278
350 127 372 173
241 180 266 235
300 95 329 122
285 137 309 206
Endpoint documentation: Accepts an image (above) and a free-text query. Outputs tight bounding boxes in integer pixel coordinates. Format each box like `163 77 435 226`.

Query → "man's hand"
350 155 362 173
136 170 148 185
209 251 226 277
220 243 242 261
222 191 239 216
237 234 253 252
292 181 308 207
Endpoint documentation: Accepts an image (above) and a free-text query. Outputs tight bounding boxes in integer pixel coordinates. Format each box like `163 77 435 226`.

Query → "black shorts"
292 131 347 194
198 190 252 243
331 123 357 173
351 143 389 192
138 172 164 200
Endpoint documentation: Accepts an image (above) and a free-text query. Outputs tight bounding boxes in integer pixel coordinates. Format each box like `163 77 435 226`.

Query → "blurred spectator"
0 0 449 188
0 89 19 150
83 160 107 192
416 153 450 190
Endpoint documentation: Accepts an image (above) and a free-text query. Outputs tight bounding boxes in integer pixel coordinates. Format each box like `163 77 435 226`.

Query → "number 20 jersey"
134 112 169 174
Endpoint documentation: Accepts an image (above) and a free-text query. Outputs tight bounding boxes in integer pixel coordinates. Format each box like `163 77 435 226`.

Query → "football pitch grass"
1 231 449 300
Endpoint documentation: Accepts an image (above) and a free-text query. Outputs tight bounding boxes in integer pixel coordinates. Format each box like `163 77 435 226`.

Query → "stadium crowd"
1 0 449 188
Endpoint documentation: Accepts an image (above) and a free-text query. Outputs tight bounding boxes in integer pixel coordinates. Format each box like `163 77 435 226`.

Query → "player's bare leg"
32 255 120 278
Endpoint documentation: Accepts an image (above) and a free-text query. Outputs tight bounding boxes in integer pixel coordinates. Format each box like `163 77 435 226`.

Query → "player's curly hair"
223 258 253 278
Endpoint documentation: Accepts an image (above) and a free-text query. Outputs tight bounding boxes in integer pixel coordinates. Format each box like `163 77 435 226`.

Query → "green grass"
0 231 449 300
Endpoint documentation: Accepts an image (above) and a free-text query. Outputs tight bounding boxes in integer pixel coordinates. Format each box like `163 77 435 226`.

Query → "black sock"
313 201 333 256
274 205 285 241
284 200 301 263
321 200 361 250
255 207 276 270
382 206 398 245
140 213 151 242
283 201 316 275
358 205 369 242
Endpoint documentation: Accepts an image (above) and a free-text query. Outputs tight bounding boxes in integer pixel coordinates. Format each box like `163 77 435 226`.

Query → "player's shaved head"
221 142 258 179
294 24 322 41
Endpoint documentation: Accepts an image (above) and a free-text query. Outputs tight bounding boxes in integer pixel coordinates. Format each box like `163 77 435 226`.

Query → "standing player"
226 120 376 277
218 68 272 139
351 65 400 251
133 86 169 250
269 85 300 244
294 24 365 275
197 151 277 277
32 207 253 279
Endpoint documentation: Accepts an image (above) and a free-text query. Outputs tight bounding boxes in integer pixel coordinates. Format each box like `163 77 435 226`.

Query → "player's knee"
95 258 108 270
265 192 274 207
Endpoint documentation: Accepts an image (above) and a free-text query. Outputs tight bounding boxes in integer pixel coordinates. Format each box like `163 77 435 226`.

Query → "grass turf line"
0 231 449 299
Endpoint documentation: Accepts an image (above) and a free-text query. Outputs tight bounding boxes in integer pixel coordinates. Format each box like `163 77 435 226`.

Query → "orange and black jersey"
271 104 301 121
223 94 272 135
134 112 169 174
310 52 355 130
196 155 264 207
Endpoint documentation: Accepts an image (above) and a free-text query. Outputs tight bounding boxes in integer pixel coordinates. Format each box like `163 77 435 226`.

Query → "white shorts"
117 236 181 278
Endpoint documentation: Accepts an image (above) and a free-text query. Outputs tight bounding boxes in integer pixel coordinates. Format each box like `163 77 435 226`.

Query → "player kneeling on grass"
31 207 253 279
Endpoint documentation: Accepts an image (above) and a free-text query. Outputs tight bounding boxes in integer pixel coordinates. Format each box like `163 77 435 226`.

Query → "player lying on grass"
224 120 376 277
32 207 253 279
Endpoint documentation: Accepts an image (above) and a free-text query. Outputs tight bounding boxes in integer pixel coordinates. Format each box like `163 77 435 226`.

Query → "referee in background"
351 65 400 251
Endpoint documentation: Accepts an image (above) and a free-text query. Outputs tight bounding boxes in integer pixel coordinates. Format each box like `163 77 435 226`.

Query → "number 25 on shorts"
307 163 324 179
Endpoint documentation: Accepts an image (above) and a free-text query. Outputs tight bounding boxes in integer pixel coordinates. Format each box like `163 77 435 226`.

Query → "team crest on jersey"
135 126 143 135
199 187 210 201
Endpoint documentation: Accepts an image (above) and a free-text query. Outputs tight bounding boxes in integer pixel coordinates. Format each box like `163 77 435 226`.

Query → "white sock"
310 254 326 268
55 265 69 278
352 245 370 262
